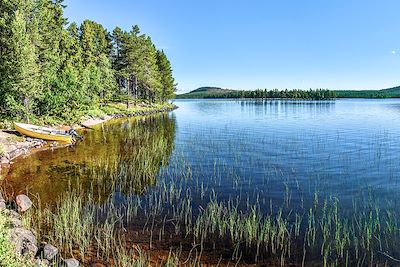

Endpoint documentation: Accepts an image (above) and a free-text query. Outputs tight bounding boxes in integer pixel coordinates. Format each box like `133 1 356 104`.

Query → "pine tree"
157 50 176 101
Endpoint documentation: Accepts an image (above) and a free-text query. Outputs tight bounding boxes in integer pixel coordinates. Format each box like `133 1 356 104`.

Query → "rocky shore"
0 193 79 267
0 104 178 171
0 132 47 166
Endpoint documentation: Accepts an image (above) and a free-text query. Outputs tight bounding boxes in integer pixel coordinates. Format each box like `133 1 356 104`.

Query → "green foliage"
111 26 174 103
178 88 336 100
0 211 33 267
0 1 175 124
157 50 176 101
335 87 400 98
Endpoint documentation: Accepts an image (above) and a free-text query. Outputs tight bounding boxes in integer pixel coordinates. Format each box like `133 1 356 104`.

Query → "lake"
3 99 400 265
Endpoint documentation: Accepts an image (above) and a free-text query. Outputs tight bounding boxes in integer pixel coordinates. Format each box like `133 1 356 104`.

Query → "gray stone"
0 201 6 210
64 258 79 267
16 194 33 212
0 157 9 164
9 210 21 219
35 258 50 267
9 227 38 257
9 217 22 227
43 243 58 260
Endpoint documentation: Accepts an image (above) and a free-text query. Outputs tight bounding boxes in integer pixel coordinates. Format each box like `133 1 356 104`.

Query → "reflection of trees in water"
2 114 177 205
103 114 177 195
240 100 336 115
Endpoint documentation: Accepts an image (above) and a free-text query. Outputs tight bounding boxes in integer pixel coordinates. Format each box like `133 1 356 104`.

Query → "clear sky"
64 0 400 93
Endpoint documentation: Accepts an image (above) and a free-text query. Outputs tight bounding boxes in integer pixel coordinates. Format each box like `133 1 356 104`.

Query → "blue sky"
64 0 400 93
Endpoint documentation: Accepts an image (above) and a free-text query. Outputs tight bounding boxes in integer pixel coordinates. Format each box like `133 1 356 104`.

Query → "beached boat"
14 122 73 144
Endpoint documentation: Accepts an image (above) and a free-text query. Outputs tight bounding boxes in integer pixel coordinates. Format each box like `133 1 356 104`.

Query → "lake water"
3 99 400 265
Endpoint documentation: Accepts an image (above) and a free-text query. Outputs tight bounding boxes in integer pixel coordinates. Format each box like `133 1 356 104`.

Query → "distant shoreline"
176 86 400 99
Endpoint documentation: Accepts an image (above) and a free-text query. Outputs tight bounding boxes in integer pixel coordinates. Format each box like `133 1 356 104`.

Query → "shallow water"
3 99 400 264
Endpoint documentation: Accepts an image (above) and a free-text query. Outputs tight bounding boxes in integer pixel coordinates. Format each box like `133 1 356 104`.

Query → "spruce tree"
6 5 40 121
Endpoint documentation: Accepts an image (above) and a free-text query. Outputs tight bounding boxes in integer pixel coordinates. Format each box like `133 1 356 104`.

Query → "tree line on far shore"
178 88 336 100
0 0 176 122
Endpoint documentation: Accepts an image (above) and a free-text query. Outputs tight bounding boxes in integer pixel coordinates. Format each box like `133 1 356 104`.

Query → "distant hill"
335 86 400 98
176 87 236 99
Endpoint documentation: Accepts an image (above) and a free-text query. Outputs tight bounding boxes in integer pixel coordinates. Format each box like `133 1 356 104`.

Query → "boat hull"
14 123 73 144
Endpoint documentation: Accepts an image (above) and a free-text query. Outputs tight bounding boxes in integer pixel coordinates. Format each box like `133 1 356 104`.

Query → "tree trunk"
126 78 130 109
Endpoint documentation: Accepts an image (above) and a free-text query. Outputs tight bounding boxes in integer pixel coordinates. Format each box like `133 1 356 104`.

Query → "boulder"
16 194 32 212
9 227 38 257
42 244 58 260
64 258 79 267
0 201 6 210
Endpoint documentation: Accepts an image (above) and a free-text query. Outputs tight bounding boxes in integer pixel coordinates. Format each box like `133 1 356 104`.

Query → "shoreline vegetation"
176 86 400 99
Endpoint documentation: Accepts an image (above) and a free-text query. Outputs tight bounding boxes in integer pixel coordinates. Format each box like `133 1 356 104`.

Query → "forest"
178 88 336 100
0 0 176 123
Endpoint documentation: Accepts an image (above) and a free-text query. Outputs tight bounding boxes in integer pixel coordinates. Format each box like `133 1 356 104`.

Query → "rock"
42 244 58 260
9 217 22 227
16 194 32 212
0 192 4 202
0 201 6 210
9 227 38 257
9 210 22 219
64 258 79 267
35 258 50 267
0 157 9 164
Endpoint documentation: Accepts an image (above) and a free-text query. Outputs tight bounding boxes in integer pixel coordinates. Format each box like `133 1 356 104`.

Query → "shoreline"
0 104 178 171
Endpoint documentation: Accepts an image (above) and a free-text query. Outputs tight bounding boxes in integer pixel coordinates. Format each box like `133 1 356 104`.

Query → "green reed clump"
193 198 291 264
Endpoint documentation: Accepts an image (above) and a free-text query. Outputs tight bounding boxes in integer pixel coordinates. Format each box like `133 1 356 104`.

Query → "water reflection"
1 114 177 205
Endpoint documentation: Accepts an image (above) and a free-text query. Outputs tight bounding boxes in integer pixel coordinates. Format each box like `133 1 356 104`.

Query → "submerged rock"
9 227 38 257
16 194 33 212
64 258 79 267
42 243 58 260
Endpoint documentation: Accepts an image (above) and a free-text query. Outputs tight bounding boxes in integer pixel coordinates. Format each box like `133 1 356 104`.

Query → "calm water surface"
3 99 400 209
2 99 400 264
